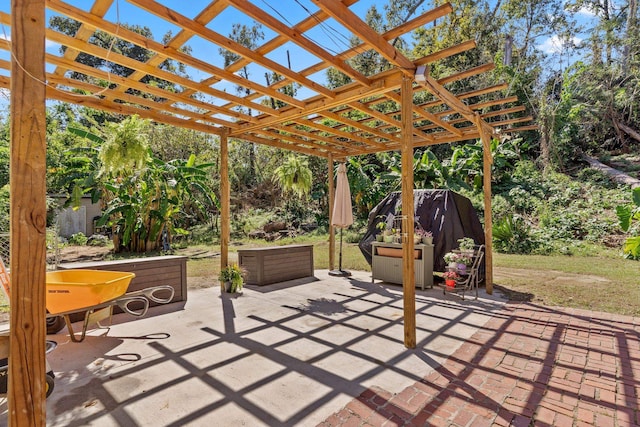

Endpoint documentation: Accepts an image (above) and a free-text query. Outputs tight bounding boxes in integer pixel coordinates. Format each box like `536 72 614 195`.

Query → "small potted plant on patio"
219 263 245 293
443 270 458 288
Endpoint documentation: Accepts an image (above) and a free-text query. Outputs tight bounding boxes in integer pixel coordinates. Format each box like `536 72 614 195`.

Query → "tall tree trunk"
602 0 613 64
624 0 638 74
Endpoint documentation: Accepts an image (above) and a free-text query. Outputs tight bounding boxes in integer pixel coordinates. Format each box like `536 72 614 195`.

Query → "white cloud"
537 35 583 54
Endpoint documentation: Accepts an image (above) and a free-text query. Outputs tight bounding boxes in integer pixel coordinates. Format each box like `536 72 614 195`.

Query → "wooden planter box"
58 255 187 312
238 244 314 286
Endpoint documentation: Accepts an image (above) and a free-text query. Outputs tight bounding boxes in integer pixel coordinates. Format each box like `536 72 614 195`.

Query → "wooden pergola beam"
46 0 306 110
474 114 494 294
225 0 371 87
10 0 47 424
129 0 336 99
220 129 230 275
400 75 416 349
310 0 416 76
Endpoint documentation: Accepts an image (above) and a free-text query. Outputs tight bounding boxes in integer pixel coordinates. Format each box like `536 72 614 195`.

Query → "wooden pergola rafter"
5 1 536 424
1 0 531 158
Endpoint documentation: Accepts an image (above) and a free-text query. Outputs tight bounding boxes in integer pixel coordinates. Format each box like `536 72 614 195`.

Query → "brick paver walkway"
318 302 640 426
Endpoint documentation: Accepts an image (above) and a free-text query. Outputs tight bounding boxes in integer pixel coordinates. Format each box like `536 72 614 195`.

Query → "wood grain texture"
10 0 47 424
220 129 230 272
400 76 416 349
475 113 494 295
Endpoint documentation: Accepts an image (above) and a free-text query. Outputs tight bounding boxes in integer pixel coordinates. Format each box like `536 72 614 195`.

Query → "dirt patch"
494 267 611 286
52 245 113 264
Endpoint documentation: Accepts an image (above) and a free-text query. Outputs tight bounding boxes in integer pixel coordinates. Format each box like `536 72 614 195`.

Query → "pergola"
5 0 533 423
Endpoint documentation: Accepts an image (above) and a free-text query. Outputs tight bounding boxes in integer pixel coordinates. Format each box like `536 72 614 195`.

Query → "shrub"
493 215 538 254
68 232 88 246
87 234 110 247
616 187 640 259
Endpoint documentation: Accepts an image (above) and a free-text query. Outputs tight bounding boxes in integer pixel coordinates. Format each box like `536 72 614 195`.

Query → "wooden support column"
10 0 47 424
474 113 494 294
328 154 335 271
220 128 230 276
401 76 416 348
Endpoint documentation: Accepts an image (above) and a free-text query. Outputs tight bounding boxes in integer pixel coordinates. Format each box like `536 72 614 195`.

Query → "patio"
4 1 539 416
4 270 637 426
17 270 505 426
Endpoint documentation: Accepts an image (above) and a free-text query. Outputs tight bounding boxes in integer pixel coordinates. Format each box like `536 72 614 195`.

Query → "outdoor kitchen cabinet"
371 242 433 289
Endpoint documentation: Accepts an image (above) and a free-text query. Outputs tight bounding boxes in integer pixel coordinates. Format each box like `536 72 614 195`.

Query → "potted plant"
416 229 433 245
219 263 245 293
382 228 394 243
375 220 387 242
391 228 401 244
443 270 458 288
456 253 472 273
458 237 475 254
443 252 458 268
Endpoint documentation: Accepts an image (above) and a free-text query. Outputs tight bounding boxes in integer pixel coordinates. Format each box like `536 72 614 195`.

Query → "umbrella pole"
338 228 343 271
329 227 351 277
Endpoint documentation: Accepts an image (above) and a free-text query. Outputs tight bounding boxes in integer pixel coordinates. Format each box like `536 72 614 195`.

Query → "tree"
59 116 216 252
218 22 265 187
48 17 190 126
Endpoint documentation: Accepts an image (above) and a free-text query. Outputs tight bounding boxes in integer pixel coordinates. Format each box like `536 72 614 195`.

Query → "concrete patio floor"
0 269 506 426
3 269 638 426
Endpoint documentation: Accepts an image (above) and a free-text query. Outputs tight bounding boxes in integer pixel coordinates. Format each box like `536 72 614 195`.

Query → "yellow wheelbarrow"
1 259 175 342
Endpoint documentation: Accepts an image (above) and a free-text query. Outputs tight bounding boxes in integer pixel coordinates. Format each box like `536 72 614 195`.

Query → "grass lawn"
188 237 639 316
2 238 638 317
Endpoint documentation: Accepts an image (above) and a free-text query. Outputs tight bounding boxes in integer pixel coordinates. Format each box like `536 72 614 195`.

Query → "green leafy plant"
68 232 88 246
218 263 245 293
456 253 473 266
64 120 217 253
493 215 537 254
616 187 640 260
457 237 475 251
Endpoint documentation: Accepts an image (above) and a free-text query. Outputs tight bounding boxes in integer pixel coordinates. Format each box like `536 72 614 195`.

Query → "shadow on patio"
320 299 640 426
6 270 509 426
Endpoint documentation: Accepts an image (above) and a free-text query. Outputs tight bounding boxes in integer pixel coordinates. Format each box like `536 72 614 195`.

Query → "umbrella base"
328 269 351 277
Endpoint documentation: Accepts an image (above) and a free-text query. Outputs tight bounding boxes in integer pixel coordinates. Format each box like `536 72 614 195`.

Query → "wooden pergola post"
474 113 494 294
401 76 416 349
220 128 230 276
328 154 335 271
10 0 48 424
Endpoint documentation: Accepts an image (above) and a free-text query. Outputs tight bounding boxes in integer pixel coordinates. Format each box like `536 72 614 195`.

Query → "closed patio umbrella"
329 163 353 277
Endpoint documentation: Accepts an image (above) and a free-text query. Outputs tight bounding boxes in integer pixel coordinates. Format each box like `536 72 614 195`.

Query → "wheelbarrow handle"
124 285 175 304
142 285 175 304
116 296 149 317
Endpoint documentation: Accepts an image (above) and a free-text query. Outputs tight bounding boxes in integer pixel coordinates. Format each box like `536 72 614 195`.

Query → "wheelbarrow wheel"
46 316 65 334
45 372 55 398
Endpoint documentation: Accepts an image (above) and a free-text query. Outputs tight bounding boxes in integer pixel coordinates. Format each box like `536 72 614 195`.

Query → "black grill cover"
358 190 485 272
